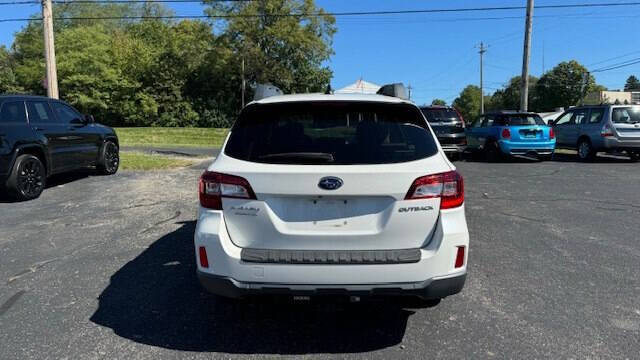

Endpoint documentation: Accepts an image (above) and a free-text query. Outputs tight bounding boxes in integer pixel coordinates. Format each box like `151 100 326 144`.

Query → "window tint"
611 107 640 124
420 108 460 123
481 115 496 127
554 112 573 125
26 101 56 124
225 102 439 165
0 101 27 123
571 109 589 125
51 102 83 124
498 115 545 126
589 108 605 124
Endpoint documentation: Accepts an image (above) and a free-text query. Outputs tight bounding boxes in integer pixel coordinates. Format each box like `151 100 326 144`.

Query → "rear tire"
6 154 46 201
577 139 595 161
484 141 502 162
97 141 119 175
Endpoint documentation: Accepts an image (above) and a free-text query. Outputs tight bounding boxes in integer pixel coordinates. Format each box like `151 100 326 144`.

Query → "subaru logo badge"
318 176 343 190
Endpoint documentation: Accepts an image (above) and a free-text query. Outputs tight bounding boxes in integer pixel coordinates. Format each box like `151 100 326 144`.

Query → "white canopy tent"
335 79 381 95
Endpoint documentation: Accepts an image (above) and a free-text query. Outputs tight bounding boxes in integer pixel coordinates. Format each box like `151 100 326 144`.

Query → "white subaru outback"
195 86 469 302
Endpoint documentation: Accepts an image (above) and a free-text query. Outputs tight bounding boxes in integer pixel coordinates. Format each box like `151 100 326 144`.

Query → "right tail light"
405 170 464 209
199 171 256 210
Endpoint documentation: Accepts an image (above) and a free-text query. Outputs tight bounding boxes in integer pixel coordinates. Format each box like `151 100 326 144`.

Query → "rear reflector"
405 170 464 209
455 246 465 268
199 246 209 268
199 171 257 210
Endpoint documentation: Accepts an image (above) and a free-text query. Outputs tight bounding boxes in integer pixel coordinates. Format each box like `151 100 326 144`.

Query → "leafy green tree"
624 75 640 91
0 46 23 94
453 85 483 124
204 0 336 96
431 99 446 106
535 60 597 110
490 75 538 111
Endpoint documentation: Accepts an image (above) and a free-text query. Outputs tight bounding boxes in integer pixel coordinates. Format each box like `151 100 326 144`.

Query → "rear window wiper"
258 152 335 163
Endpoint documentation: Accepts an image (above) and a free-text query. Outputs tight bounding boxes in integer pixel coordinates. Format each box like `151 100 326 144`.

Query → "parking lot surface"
1 155 639 359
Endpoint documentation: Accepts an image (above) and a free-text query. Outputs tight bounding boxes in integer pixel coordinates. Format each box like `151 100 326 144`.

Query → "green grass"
119 152 195 171
115 127 229 149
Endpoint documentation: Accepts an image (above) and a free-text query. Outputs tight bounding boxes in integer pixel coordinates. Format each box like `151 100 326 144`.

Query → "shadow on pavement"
0 171 91 203
90 221 418 354
550 152 633 163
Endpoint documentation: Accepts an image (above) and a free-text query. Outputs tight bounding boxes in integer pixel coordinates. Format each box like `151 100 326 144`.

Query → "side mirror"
84 114 95 124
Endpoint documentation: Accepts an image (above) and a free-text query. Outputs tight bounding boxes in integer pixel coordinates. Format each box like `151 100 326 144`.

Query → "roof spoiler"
376 83 409 100
253 83 284 101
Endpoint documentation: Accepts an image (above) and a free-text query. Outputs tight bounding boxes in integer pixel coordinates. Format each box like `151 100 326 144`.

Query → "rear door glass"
421 108 460 123
26 101 57 124
612 107 640 124
225 102 439 165
0 101 27 123
589 109 605 124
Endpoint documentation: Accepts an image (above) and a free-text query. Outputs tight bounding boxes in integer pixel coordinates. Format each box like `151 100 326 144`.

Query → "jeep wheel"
577 139 595 161
6 154 46 201
97 141 119 175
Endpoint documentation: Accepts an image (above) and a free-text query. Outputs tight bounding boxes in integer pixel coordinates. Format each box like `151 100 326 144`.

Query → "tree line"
446 60 626 123
0 0 335 128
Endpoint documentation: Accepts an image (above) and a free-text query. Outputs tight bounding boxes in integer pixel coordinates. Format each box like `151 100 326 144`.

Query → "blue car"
465 112 556 160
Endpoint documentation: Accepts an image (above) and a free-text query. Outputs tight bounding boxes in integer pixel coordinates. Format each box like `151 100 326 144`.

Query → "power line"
592 57 640 72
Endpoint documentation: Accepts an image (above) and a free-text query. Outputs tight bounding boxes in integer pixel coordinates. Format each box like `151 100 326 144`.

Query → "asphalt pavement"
1 154 639 359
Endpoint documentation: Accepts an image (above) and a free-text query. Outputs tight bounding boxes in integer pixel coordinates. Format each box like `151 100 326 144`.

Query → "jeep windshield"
225 101 439 165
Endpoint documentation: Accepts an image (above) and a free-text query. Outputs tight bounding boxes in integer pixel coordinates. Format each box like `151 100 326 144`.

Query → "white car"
195 85 469 303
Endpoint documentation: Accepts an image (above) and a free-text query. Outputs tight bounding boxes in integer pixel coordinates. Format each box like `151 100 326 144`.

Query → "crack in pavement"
0 290 26 316
139 211 182 234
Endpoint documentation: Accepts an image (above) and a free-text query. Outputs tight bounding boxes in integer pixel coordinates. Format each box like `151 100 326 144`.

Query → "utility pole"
407 84 413 100
520 0 534 111
241 57 246 108
478 42 487 114
42 0 59 99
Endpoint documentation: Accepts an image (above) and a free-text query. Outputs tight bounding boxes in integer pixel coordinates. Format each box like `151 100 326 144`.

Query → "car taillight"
199 171 256 210
549 127 555 139
601 124 614 137
453 108 465 128
501 128 511 139
405 170 464 209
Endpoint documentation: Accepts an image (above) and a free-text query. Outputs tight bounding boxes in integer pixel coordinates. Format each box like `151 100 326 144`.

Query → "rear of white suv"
194 93 469 301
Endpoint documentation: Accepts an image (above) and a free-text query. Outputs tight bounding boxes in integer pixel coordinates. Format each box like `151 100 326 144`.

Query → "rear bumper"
197 270 466 300
498 140 556 155
195 206 469 297
440 144 467 154
603 137 640 150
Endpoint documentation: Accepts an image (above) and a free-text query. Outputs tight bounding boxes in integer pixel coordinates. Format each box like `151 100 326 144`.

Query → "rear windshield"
497 115 545 126
421 108 460 123
612 107 640 124
225 102 439 165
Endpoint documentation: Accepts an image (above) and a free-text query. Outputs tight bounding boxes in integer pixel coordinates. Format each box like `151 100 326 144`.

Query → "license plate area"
309 198 349 227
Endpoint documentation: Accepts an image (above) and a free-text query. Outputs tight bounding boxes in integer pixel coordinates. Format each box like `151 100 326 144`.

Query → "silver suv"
551 105 640 161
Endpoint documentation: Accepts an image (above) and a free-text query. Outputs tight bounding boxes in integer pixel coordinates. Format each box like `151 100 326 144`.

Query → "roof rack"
253 83 284 101
376 83 409 100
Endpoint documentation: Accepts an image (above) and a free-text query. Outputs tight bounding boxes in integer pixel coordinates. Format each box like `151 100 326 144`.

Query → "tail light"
549 127 555 139
453 108 465 128
405 170 464 209
455 246 465 268
501 128 511 140
199 171 256 210
601 124 614 137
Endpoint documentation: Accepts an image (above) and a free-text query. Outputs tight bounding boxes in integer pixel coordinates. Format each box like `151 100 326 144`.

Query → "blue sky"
2 0 640 106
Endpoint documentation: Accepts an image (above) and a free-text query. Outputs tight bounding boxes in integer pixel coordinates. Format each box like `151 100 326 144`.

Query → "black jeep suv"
420 106 467 159
0 95 119 201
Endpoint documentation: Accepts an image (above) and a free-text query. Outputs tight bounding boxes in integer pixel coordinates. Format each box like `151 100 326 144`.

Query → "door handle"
32 127 45 131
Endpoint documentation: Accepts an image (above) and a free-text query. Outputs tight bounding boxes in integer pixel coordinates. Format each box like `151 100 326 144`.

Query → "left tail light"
405 170 464 209
199 171 257 210
549 127 555 139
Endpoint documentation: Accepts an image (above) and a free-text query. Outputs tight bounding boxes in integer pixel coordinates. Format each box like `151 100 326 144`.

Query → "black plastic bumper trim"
197 271 467 300
240 248 422 264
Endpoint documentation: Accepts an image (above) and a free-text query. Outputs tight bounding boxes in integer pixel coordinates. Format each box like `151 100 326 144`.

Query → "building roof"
335 79 381 94
250 93 412 105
